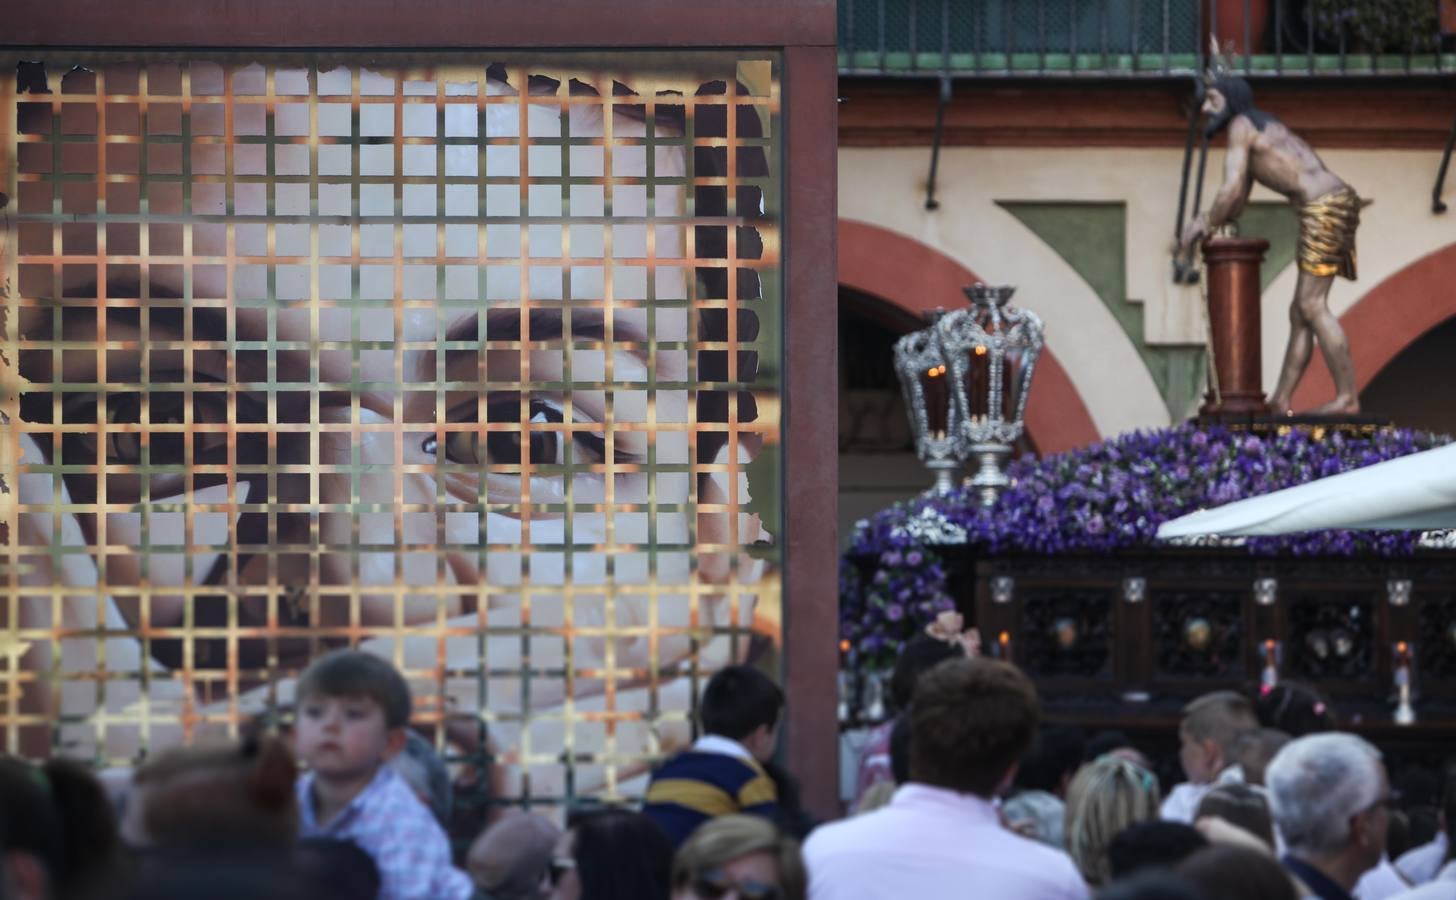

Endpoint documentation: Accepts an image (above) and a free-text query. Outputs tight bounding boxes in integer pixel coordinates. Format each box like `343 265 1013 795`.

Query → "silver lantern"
893 310 963 495
893 284 1044 507
940 284 1044 507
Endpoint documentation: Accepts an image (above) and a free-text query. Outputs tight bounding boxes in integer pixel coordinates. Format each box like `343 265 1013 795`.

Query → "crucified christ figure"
1179 73 1364 415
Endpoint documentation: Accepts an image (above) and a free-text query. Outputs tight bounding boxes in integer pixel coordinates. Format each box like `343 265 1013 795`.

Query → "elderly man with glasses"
1266 733 1392 900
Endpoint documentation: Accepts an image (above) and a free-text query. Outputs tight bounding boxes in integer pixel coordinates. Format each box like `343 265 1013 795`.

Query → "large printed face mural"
2 54 781 803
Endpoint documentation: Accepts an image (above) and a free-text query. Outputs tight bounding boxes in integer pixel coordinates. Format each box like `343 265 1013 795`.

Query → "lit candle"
998 630 1012 662
1394 641 1415 726
1260 639 1279 694
924 364 948 439
971 344 990 421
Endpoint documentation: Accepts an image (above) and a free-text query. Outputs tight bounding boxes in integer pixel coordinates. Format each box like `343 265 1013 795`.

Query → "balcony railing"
838 0 1456 77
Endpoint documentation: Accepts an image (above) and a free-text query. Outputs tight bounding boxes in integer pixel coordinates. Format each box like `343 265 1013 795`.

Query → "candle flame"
998 631 1010 644
974 345 988 356
1397 641 1409 654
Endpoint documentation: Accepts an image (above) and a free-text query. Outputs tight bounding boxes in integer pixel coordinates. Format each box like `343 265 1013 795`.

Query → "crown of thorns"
1202 36 1235 86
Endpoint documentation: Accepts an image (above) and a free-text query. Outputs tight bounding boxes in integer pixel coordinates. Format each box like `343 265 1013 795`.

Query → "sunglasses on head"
689 868 781 900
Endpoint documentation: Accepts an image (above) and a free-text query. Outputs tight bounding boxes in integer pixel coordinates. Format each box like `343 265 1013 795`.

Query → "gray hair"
1265 732 1382 856
1003 789 1066 849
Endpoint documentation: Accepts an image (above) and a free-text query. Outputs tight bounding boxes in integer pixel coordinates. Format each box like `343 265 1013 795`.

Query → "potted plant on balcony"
1311 0 1440 52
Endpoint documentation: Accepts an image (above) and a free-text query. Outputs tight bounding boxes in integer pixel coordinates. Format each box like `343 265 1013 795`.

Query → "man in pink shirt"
805 658 1088 900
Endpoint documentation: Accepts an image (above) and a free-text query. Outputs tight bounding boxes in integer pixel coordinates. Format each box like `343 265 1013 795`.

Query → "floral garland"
840 423 1447 671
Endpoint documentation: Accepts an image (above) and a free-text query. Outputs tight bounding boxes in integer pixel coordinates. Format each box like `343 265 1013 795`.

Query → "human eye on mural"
1 53 781 806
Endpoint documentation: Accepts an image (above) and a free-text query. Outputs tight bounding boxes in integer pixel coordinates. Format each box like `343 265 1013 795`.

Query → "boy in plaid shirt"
293 649 473 900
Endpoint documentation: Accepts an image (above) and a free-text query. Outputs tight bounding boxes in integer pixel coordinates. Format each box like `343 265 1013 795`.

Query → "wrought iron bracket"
1433 110 1456 214
925 76 952 211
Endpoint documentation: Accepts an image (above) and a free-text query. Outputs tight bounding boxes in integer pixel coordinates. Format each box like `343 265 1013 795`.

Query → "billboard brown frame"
4 0 841 813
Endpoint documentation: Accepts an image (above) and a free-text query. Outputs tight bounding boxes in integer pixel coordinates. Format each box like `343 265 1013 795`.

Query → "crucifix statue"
1179 51 1365 415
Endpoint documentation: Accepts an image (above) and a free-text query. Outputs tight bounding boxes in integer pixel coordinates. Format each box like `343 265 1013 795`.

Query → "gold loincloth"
1298 186 1361 280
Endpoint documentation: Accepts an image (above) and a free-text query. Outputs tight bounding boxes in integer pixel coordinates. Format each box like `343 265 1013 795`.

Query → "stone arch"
1291 242 1456 409
837 219 1101 455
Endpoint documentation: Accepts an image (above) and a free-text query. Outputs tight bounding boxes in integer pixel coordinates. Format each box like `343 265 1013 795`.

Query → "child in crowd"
643 665 784 846
1254 682 1335 738
1193 783 1275 849
292 649 473 900
1230 728 1290 786
1160 691 1258 823
1065 754 1163 886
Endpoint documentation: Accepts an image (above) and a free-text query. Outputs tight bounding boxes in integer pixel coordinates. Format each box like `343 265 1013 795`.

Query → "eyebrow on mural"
19 282 233 343
443 307 626 344
444 307 653 352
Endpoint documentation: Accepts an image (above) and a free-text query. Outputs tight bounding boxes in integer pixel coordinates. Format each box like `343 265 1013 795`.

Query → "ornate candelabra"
892 312 962 495
893 286 1045 505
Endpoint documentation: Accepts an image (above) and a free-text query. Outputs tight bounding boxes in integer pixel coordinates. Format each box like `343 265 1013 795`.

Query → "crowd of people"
3 637 1455 900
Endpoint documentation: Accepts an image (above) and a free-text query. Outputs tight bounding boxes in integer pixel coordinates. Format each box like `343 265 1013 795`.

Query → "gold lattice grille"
0 53 781 807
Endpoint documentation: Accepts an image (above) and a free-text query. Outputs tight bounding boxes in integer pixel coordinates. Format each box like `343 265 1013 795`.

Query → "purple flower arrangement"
841 423 1447 669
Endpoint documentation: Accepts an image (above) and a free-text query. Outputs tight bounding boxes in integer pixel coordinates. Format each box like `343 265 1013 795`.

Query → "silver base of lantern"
926 456 962 495
967 442 1012 507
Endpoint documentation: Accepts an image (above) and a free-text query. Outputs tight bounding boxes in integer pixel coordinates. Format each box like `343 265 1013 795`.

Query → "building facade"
837 1 1456 542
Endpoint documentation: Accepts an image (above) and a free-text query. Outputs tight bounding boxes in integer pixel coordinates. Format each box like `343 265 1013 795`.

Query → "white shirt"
296 766 473 900
1389 861 1456 900
1159 765 1246 823
1359 857 1417 900
804 783 1089 900
1398 835 1451 885
693 734 754 761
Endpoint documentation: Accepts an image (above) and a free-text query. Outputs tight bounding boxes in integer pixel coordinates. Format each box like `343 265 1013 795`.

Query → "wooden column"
1200 237 1272 418
782 43 841 818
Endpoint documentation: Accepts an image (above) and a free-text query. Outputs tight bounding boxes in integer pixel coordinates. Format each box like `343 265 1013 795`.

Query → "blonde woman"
671 815 805 900
1064 755 1163 886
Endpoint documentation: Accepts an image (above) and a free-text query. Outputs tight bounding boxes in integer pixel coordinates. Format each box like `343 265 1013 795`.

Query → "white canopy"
1155 441 1456 538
